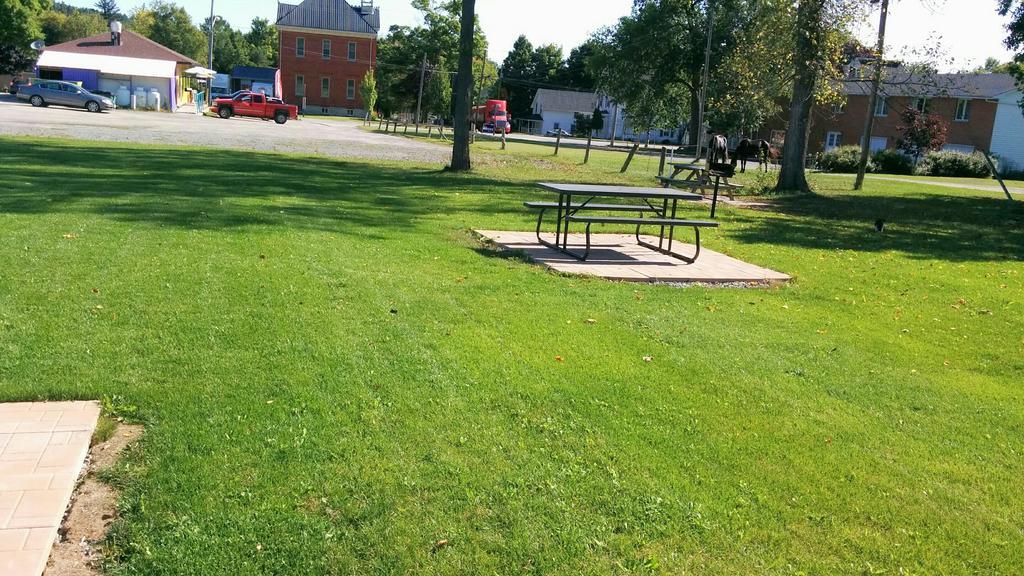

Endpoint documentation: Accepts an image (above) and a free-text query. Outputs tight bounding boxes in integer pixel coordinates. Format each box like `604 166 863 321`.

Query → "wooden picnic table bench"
525 183 714 262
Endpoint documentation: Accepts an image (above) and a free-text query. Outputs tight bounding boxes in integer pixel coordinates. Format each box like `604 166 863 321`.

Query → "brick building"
758 72 1016 158
276 0 379 116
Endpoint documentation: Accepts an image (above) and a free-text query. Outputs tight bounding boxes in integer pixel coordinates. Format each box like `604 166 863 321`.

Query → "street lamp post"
207 0 216 71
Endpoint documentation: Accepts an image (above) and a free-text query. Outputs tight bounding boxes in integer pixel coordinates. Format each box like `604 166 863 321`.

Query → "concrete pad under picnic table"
0 401 100 576
476 230 790 284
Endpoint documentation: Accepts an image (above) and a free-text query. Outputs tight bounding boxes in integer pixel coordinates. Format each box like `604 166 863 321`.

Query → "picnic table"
524 183 718 263
657 162 742 218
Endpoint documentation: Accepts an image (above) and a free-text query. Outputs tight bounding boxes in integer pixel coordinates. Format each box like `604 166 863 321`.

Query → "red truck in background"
472 99 511 134
210 91 298 124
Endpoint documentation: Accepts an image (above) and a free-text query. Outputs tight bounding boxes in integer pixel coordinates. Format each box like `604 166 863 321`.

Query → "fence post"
555 132 562 156
621 143 640 173
658 147 667 176
584 131 593 164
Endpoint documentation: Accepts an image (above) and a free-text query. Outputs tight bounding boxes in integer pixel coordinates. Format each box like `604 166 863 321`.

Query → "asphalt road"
0 94 449 164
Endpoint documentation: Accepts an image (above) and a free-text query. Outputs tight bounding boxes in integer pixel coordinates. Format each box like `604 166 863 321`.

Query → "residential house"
758 72 1016 165
276 0 379 116
528 88 684 143
34 27 198 110
990 84 1024 174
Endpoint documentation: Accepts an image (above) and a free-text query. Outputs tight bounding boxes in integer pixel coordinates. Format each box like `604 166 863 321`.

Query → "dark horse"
731 138 771 172
707 134 730 165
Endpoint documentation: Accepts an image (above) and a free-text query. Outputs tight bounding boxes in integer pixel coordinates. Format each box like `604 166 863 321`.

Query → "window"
346 79 356 100
831 101 846 114
914 98 929 113
321 77 330 98
322 39 331 60
296 37 305 58
874 96 888 117
869 136 887 153
295 75 305 97
825 131 842 151
955 99 970 121
348 42 357 61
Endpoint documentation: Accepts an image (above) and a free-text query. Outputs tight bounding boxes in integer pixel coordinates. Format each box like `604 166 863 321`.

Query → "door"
234 94 254 116
249 94 265 116
42 82 67 105
61 84 87 108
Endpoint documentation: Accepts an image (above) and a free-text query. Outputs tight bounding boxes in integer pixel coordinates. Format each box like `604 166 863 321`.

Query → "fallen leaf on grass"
643 356 653 363
433 539 450 552
555 355 564 362
585 318 597 324
62 233 77 239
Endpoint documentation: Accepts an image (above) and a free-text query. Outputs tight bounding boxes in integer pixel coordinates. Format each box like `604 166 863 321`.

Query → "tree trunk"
854 0 890 190
449 0 476 171
688 87 701 147
776 0 824 193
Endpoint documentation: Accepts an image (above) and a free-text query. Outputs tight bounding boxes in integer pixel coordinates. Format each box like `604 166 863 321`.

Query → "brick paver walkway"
0 402 99 576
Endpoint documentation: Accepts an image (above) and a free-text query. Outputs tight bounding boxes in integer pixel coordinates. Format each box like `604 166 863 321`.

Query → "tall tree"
500 35 534 118
144 1 205 62
40 8 107 45
201 17 252 72
1 0 50 74
359 69 377 120
245 17 277 67
450 0 475 171
854 0 889 191
562 40 598 90
94 0 117 21
425 67 452 120
999 0 1024 93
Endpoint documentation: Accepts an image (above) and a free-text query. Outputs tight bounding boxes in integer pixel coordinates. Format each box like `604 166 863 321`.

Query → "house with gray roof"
528 88 684 143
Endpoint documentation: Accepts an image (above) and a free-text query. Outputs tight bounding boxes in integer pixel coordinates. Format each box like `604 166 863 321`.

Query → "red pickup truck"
211 91 298 124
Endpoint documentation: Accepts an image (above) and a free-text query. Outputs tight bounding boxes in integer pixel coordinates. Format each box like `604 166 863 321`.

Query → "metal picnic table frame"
533 182 706 262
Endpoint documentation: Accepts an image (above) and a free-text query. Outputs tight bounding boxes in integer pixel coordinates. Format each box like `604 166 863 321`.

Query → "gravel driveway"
0 95 448 164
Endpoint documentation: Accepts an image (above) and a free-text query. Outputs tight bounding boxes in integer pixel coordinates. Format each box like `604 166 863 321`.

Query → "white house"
990 88 1024 174
526 88 684 143
35 27 199 111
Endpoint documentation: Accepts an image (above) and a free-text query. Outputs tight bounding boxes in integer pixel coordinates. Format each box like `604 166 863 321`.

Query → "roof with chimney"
42 30 197 65
276 0 379 34
844 72 1017 100
531 89 602 114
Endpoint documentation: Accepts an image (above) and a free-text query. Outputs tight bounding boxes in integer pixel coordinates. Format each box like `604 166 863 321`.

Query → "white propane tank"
134 87 146 109
147 88 160 110
116 85 130 108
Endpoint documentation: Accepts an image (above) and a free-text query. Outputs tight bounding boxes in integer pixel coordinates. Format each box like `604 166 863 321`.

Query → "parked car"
16 80 114 112
209 92 298 124
545 129 571 137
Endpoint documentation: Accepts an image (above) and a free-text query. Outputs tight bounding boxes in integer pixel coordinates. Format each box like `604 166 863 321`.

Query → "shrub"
871 149 914 175
915 151 991 178
817 145 867 173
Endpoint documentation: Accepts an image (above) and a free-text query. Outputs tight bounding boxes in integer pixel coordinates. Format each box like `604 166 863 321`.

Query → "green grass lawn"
1 136 1023 575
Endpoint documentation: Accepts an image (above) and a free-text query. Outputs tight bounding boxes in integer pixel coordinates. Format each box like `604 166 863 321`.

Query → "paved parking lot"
0 95 448 164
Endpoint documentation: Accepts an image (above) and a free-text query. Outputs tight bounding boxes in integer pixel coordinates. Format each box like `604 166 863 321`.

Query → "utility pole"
694 0 713 162
415 54 427 134
854 0 890 191
206 0 215 70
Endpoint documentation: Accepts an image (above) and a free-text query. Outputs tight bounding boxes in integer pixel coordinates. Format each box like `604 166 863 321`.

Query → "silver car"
17 80 114 113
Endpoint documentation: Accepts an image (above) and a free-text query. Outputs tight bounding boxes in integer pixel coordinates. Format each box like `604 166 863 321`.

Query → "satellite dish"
30 40 45 50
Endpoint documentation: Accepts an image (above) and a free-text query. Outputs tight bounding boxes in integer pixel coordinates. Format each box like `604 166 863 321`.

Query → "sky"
57 0 1016 70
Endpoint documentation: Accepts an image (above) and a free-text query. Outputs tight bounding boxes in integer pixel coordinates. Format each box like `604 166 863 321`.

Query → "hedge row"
816 146 991 178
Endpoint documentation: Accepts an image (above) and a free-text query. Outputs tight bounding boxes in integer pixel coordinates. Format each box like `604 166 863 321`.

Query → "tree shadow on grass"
728 191 1024 262
0 140 536 236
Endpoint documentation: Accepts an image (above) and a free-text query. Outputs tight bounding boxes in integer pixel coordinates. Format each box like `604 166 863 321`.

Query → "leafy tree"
245 17 277 67
530 43 563 82
896 108 947 162
500 35 534 118
94 0 117 21
41 8 107 45
145 1 205 62
776 0 853 192
0 0 50 74
127 4 154 37
562 40 598 90
591 107 604 132
424 67 451 120
359 69 377 120
376 0 487 117
202 17 252 72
